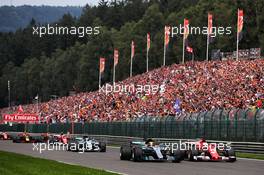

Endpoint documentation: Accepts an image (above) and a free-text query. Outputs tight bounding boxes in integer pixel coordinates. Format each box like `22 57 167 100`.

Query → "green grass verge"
0 151 118 175
237 152 264 160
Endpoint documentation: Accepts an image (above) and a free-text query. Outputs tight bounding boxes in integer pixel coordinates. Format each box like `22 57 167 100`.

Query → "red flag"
186 46 193 53
164 26 171 46
18 105 24 113
208 13 213 35
208 13 214 43
183 19 189 40
131 40 135 58
99 57 105 73
237 9 244 41
114 49 119 66
147 33 150 51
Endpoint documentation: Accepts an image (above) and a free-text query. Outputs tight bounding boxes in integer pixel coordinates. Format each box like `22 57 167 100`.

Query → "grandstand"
0 59 264 123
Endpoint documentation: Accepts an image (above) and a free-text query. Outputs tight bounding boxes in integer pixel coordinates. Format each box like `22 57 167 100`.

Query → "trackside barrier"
0 109 264 142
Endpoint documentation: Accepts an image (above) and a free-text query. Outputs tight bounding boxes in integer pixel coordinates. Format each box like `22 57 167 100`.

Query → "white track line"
238 157 264 162
57 160 127 175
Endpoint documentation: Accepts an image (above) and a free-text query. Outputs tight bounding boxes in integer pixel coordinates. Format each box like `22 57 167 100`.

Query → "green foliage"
0 0 263 107
0 151 117 175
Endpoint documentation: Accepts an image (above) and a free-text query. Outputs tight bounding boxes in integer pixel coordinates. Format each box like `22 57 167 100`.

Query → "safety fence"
0 109 264 142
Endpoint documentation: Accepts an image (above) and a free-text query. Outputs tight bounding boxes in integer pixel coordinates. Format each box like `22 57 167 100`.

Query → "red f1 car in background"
184 139 236 162
12 132 44 143
0 132 11 140
48 133 69 144
13 132 35 143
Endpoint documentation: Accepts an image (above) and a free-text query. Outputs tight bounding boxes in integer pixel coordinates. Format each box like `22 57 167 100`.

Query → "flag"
131 40 135 58
173 99 182 114
147 33 150 51
114 49 119 66
237 9 244 41
208 13 214 43
164 26 171 46
186 46 193 53
18 105 24 113
99 57 105 73
183 19 189 45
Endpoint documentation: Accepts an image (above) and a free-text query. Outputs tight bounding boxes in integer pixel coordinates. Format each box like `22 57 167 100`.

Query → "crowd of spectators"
1 59 264 123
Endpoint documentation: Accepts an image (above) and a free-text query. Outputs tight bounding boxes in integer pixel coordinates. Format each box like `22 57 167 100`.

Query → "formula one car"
120 139 184 162
0 132 11 140
12 132 43 143
48 133 69 144
67 136 106 152
183 139 236 162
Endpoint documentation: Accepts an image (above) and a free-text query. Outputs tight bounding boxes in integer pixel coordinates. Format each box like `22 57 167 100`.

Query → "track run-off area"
0 140 263 175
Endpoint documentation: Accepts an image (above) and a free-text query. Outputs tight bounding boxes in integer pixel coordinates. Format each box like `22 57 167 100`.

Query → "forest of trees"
0 0 264 107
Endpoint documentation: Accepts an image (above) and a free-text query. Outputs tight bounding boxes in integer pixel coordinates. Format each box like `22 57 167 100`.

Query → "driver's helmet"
145 138 155 147
201 138 206 142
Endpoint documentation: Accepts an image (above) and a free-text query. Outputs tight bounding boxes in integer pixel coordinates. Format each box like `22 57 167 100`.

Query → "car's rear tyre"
172 149 184 163
120 145 132 160
99 142 106 152
187 149 198 161
225 148 236 162
133 147 143 162
13 138 19 143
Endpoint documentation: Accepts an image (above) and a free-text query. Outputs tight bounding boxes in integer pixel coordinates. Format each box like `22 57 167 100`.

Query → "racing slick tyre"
225 148 236 162
13 137 21 143
120 145 132 160
66 144 72 151
187 149 198 161
132 147 143 162
172 149 184 163
13 138 20 143
99 142 106 152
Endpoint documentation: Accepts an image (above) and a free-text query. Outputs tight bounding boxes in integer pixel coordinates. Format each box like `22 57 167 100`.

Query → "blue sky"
0 0 100 6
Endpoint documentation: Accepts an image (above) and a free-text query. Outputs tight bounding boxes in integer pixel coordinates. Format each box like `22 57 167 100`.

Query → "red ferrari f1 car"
0 132 11 140
12 132 44 143
48 133 69 144
183 139 236 162
13 132 33 143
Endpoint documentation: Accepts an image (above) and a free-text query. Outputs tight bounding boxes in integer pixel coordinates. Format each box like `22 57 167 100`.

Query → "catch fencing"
0 109 264 142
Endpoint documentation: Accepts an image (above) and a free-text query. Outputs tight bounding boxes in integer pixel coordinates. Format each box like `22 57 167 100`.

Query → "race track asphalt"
0 140 263 175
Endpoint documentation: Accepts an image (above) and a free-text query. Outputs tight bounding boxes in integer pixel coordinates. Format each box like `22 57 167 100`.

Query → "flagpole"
113 64 115 85
130 49 133 77
182 36 185 64
146 49 149 72
8 80 10 110
36 95 40 124
98 69 101 89
163 42 166 66
206 32 209 61
236 9 239 61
